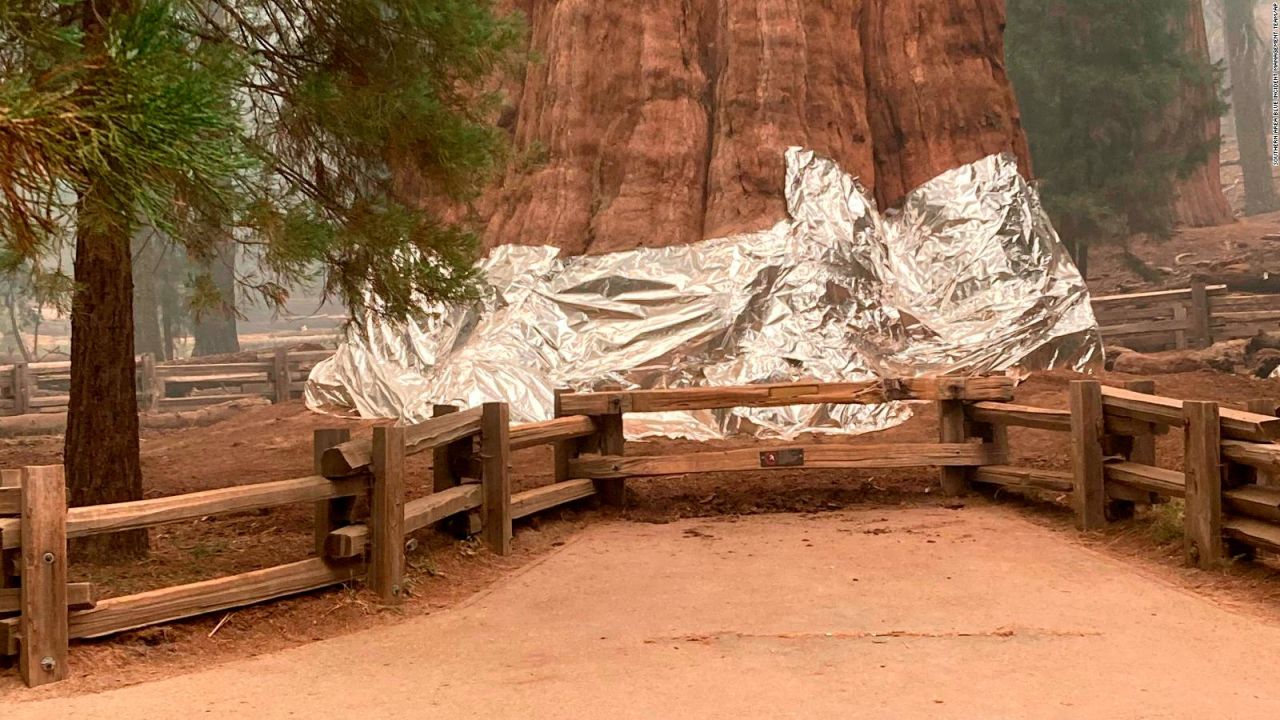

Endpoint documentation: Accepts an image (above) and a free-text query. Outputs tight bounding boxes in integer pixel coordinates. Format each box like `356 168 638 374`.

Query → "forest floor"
3 213 1280 699
4 368 1280 701
11 506 1280 719
1087 209 1280 295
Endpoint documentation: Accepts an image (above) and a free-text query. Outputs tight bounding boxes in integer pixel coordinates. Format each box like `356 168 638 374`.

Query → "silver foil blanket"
305 148 1101 439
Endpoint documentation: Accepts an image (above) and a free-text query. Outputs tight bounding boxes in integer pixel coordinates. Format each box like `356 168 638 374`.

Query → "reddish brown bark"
485 0 1030 255
66 183 148 561
1225 0 1279 215
1168 0 1235 227
860 0 1031 208
65 0 147 560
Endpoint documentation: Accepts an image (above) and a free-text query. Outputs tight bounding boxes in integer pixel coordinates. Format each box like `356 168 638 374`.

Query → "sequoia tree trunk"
1224 0 1279 215
484 0 1031 255
65 0 147 561
191 239 240 357
66 185 148 561
1168 0 1236 227
132 226 166 360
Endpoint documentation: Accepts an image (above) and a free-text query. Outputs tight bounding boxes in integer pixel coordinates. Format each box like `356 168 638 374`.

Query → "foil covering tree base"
306 148 1101 439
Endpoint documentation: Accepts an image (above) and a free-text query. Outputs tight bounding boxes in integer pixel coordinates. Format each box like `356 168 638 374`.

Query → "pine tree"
1224 0 1279 215
1007 0 1227 273
0 1 520 559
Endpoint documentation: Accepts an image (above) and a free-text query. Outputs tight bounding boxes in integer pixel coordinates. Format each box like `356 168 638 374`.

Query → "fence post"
272 347 291 404
553 389 578 484
1069 380 1106 530
369 425 406 602
12 364 30 416
432 404 479 536
1103 379 1158 519
594 386 626 507
137 353 158 412
1243 399 1277 486
19 465 67 687
313 428 354 557
1189 281 1212 349
1172 305 1189 350
480 402 512 556
937 399 970 496
1183 400 1223 569
0 469 20 589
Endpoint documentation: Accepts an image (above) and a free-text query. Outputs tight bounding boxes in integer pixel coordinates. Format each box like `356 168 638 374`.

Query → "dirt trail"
10 504 1280 719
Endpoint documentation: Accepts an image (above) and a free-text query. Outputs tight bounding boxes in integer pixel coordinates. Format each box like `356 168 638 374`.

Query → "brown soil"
2 366 1280 698
1088 210 1280 296
11 507 1280 718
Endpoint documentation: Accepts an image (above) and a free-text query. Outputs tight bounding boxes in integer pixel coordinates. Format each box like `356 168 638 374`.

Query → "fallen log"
0 397 273 438
1109 338 1248 375
0 413 65 438
140 397 272 429
1191 269 1280 294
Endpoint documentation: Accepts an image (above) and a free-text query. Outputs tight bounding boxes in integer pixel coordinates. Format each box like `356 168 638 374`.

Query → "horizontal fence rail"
1094 282 1280 351
569 443 1002 479
0 348 335 419
558 377 1015 415
5 372 1280 689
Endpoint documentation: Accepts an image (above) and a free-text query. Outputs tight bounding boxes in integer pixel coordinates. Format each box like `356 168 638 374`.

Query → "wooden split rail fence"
0 376 1012 687
966 380 1280 568
0 349 334 417
1094 282 1280 351
3 373 1280 688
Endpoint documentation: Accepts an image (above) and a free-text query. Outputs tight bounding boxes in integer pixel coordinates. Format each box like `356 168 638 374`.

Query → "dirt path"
9 504 1280 719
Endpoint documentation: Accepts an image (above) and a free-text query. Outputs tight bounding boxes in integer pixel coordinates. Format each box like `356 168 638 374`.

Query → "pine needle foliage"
1006 0 1225 245
0 0 521 318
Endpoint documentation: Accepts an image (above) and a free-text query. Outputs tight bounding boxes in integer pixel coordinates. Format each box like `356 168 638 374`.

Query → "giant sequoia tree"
0 0 518 558
1224 0 1279 215
482 0 1032 256
1007 0 1230 272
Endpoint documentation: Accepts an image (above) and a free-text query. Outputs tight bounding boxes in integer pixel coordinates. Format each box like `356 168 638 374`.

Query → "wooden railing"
1093 282 1280 351
555 377 1015 505
0 390 613 687
968 379 1280 566
0 348 334 418
4 373 1280 688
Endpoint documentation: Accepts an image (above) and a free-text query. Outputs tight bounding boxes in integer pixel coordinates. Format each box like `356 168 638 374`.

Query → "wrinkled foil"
306 148 1101 439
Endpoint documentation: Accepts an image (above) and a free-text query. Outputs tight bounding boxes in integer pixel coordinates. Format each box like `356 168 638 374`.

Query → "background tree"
132 225 168 360
1223 0 1279 215
1007 0 1229 275
0 0 519 558
133 225 191 360
0 257 68 362
190 239 240 356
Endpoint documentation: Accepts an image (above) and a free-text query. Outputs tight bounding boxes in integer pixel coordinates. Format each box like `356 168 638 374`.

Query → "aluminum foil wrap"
306 148 1101 439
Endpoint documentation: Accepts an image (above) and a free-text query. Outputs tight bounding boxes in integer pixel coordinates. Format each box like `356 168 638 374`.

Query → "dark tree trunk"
1225 0 1279 215
159 278 181 361
131 227 166 360
1065 236 1089 279
64 0 147 560
192 240 240 356
66 186 148 561
1168 0 1236 227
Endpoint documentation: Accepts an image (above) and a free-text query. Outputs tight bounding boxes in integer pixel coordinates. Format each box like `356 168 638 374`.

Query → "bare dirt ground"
2 367 1280 700
1089 210 1280 295
10 506 1280 719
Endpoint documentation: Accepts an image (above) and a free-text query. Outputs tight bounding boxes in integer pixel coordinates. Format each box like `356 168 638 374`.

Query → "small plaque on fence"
760 448 804 467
